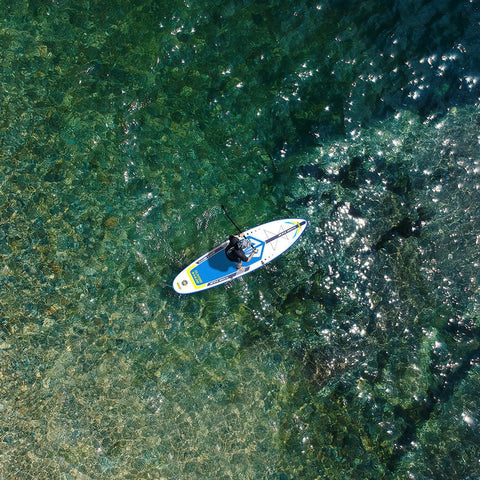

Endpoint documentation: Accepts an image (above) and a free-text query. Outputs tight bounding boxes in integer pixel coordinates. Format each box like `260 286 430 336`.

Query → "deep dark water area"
0 0 480 479
273 108 480 478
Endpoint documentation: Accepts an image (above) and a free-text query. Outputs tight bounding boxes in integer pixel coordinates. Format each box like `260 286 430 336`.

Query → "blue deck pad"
189 236 265 287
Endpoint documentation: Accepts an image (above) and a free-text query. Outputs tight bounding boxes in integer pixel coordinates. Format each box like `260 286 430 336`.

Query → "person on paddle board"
225 235 257 270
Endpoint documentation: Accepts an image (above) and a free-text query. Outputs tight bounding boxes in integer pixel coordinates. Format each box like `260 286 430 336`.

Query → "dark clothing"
225 235 248 262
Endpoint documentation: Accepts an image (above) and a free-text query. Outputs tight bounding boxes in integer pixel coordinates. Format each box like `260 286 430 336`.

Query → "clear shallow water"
1 1 479 478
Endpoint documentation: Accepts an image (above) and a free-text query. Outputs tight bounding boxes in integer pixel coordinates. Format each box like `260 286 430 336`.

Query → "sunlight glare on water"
0 0 480 479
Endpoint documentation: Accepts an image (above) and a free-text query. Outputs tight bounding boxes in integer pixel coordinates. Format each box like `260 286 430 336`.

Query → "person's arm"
236 248 257 269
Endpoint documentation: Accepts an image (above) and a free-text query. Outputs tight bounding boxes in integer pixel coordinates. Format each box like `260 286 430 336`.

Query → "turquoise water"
1 0 480 478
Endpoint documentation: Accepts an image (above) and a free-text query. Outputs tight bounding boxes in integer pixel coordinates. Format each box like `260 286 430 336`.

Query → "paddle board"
173 218 308 294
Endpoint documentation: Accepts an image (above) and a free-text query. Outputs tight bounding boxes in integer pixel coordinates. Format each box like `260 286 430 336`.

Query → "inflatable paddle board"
173 218 308 294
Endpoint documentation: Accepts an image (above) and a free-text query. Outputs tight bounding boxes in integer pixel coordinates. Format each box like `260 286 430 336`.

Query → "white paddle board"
173 218 308 294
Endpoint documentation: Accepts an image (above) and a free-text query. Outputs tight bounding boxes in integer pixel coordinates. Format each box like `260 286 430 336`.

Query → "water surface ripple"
1 1 479 479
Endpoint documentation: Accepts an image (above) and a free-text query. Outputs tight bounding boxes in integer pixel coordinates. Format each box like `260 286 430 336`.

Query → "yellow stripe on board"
186 264 205 290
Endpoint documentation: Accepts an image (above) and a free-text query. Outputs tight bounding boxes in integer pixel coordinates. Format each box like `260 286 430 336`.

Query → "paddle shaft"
221 206 255 252
221 205 243 234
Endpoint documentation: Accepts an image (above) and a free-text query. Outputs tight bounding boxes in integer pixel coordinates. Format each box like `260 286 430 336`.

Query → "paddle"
221 205 243 234
221 205 256 254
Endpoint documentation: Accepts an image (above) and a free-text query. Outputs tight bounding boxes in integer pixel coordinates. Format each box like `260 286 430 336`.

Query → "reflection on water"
1 0 480 479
